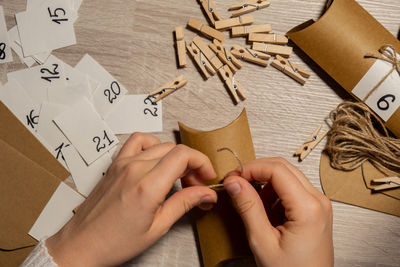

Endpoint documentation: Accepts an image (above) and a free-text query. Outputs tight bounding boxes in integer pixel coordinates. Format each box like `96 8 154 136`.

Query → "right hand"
223 158 334 267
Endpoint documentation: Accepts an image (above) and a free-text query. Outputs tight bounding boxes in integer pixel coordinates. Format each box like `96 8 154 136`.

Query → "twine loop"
363 44 400 102
325 101 400 174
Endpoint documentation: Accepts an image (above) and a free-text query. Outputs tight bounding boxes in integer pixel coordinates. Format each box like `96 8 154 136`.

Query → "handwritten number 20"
93 130 114 152
47 7 68 24
104 81 121 104
377 94 396 111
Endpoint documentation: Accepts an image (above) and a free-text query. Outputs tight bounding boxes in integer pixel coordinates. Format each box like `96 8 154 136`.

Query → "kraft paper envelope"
0 102 70 266
287 0 400 137
179 109 256 267
320 152 400 217
0 102 69 179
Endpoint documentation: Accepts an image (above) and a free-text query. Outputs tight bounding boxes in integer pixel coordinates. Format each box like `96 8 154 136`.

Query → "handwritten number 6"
104 81 121 104
377 94 395 111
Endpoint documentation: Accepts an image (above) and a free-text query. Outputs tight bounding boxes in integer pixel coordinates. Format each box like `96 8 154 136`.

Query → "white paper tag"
28 182 85 241
54 97 119 165
0 78 41 133
37 102 70 169
16 0 77 56
7 55 69 105
105 95 163 134
63 146 112 197
8 26 36 67
75 54 128 117
0 6 13 63
352 55 400 122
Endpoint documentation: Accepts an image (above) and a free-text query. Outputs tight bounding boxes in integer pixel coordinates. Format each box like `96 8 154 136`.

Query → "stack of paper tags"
1 54 163 200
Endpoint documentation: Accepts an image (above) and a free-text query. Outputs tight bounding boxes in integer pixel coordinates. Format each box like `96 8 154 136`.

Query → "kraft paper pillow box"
0 102 70 267
287 0 400 137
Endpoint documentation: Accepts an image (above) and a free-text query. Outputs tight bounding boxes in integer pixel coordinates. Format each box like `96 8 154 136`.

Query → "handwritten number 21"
48 7 68 24
93 130 114 152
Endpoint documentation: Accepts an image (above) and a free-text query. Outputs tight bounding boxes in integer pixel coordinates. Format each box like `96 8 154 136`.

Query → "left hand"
46 133 218 267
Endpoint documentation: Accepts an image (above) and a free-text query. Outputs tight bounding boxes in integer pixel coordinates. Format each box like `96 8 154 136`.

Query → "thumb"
224 176 278 249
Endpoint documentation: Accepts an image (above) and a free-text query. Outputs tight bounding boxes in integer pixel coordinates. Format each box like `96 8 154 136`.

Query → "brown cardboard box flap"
179 109 256 267
0 139 61 250
0 102 69 180
320 152 400 216
286 0 400 136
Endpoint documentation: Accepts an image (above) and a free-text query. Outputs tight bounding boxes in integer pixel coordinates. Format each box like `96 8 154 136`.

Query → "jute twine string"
363 44 400 102
325 101 400 173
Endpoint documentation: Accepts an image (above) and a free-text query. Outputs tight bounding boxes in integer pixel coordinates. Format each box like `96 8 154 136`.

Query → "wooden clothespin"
187 18 226 42
175 26 187 68
231 24 271 37
228 0 271 17
192 36 223 71
186 42 215 79
199 0 222 26
248 33 288 45
230 45 270 67
271 55 311 85
215 15 254 31
252 42 293 57
294 125 328 161
209 39 242 73
218 65 246 104
370 177 400 191
149 75 187 103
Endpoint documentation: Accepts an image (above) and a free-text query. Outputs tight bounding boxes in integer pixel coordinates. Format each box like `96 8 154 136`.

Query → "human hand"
223 158 333 267
46 133 218 267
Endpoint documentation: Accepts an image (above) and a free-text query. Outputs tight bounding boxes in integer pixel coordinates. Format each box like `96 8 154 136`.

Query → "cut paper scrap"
8 26 36 67
0 78 41 134
28 182 84 241
16 0 77 56
179 109 255 267
75 54 128 117
320 152 400 217
105 95 163 134
7 55 68 105
0 6 13 63
63 145 112 197
54 97 118 165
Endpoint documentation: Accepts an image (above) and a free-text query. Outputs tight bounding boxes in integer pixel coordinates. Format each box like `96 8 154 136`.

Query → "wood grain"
0 0 399 266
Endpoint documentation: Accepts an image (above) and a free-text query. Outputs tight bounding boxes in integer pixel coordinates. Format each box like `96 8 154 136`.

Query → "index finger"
143 145 216 197
116 132 161 160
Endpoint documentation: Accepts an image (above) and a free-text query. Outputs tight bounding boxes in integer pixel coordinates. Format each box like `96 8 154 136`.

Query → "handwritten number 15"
48 7 68 24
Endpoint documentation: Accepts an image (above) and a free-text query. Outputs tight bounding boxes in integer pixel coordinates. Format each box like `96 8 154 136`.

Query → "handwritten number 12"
48 7 68 24
41 64 60 82
93 130 115 152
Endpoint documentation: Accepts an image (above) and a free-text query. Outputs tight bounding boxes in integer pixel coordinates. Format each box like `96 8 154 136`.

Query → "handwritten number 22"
104 81 121 104
93 130 114 152
48 7 68 24
143 96 158 117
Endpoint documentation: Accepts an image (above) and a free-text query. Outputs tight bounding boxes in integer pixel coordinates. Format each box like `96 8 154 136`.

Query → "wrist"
46 227 99 267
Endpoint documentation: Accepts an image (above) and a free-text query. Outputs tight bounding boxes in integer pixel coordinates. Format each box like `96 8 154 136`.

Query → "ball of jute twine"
325 101 400 174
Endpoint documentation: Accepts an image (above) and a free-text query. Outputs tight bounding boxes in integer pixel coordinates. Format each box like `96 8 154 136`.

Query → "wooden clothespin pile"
157 0 312 104
294 124 328 161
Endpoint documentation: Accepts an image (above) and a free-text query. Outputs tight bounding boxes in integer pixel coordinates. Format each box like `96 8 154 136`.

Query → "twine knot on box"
363 44 400 102
325 101 400 174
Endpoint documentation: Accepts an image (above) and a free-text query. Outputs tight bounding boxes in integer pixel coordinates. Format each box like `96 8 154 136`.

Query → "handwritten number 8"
104 81 121 104
377 94 396 111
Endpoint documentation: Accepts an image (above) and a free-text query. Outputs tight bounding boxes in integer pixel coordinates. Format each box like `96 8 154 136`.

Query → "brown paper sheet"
179 109 255 267
320 152 400 217
0 102 71 266
287 0 400 137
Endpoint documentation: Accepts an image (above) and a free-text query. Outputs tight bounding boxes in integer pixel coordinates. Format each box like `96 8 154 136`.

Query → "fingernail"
224 182 241 196
199 196 215 210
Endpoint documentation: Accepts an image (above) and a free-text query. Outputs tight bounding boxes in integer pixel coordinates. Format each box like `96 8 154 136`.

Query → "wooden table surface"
1 0 400 266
